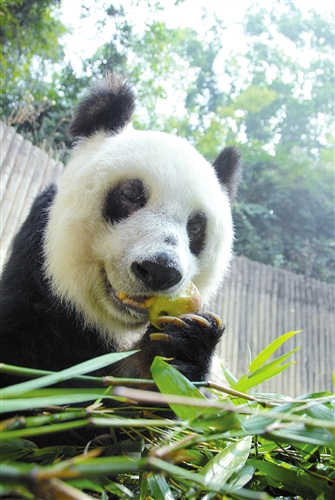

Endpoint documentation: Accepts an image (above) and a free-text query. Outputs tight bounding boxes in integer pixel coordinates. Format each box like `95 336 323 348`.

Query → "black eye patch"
187 212 207 256
103 179 147 223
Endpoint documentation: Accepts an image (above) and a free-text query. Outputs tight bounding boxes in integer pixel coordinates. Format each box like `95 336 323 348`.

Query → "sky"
60 0 335 74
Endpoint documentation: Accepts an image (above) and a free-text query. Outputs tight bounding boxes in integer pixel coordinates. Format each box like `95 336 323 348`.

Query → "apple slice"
148 282 202 327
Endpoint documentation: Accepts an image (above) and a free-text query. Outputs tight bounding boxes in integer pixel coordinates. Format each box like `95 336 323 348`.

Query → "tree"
226 4 334 282
234 3 334 156
233 144 334 282
1 0 66 92
0 0 69 156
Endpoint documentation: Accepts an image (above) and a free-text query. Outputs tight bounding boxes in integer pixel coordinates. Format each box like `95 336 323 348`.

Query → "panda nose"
131 256 182 291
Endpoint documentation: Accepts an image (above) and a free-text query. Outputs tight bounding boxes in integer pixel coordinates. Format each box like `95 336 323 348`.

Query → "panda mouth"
114 291 155 314
102 268 155 318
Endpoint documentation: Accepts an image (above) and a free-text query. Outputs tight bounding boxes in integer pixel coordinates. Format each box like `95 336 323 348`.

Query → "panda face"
44 129 234 343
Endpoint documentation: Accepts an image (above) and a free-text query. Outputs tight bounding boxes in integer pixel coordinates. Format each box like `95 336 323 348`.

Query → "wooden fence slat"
1 138 32 237
0 128 24 203
215 257 334 396
0 122 15 160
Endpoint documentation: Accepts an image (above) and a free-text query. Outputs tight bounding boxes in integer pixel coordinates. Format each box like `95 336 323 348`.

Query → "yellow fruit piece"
148 282 202 327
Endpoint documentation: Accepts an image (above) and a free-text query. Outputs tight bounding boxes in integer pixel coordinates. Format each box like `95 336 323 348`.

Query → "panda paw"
143 311 225 381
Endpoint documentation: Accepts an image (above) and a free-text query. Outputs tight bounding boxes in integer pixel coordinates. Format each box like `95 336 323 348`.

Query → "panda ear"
68 73 136 138
212 146 242 202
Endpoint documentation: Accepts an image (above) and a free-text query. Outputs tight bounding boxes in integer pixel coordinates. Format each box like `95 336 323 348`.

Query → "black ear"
212 146 242 202
68 73 136 138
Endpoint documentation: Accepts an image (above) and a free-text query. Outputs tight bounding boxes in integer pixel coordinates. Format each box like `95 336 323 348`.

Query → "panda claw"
154 316 187 328
149 332 171 342
202 311 223 327
180 313 211 328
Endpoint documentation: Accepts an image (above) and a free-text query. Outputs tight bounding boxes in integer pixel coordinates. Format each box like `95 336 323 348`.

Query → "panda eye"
103 179 147 223
120 182 145 205
187 212 207 256
187 219 203 236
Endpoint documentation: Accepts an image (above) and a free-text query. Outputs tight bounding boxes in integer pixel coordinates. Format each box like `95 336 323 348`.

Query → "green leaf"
243 414 278 435
248 348 299 379
1 420 89 441
248 458 334 500
234 348 299 392
150 357 206 420
201 437 252 487
1 351 137 397
1 391 111 414
4 387 107 399
146 473 175 500
248 330 301 372
220 364 238 388
0 439 36 461
305 402 335 421
268 426 334 446
228 464 255 491
235 361 296 392
192 410 242 432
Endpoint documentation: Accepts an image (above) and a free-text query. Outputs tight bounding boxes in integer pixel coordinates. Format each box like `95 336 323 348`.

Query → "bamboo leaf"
3 387 108 399
248 458 334 499
1 420 90 441
305 402 335 421
0 363 100 383
1 392 111 414
150 357 206 420
220 364 238 388
234 349 299 392
228 465 255 491
248 348 299 379
1 351 137 397
33 477 95 500
192 410 242 432
201 437 252 487
146 473 175 500
268 426 334 446
248 331 301 372
235 362 296 392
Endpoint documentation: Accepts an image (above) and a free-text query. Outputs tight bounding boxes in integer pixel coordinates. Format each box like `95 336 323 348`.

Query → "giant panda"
0 74 242 388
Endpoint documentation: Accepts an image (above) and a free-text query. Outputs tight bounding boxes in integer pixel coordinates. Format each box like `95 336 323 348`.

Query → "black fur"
187 212 207 256
103 179 147 223
68 73 136 137
0 186 111 386
212 146 243 202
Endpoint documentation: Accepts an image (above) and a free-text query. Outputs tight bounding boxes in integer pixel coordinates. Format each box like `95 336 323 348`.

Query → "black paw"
144 312 225 381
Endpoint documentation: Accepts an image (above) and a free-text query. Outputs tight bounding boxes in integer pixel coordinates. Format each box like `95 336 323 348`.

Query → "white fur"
44 129 234 344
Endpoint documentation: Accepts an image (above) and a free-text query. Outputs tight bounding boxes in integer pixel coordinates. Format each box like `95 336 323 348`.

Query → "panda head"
44 74 242 343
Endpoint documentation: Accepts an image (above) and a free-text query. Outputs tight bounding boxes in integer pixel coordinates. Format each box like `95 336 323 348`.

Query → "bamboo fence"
214 256 335 396
0 122 63 267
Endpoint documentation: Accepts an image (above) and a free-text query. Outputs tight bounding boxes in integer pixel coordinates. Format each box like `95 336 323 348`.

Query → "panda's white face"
44 129 234 343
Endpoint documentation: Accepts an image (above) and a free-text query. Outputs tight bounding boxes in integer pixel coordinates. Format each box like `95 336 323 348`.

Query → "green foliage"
222 331 301 393
1 335 334 499
233 143 335 281
0 0 65 77
0 0 71 158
